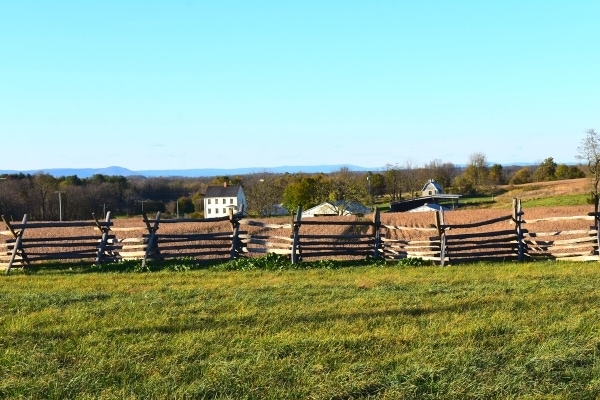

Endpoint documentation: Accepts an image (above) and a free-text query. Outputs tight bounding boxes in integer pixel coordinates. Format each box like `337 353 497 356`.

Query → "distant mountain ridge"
0 161 558 179
0 165 378 178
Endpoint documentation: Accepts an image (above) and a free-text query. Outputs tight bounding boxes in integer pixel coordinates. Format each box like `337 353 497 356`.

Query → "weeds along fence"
2 199 600 274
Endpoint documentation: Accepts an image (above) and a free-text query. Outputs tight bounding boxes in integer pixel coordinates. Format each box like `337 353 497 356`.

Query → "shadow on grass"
11 256 432 276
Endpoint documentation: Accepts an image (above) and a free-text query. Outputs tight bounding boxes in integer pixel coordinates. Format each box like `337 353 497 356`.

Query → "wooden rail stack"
522 215 599 261
0 212 114 274
136 210 245 270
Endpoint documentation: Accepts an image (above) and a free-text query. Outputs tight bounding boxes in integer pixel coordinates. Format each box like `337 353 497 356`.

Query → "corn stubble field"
2 179 600 399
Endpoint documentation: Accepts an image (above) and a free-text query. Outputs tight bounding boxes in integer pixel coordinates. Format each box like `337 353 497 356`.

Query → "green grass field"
3 260 600 399
520 194 591 208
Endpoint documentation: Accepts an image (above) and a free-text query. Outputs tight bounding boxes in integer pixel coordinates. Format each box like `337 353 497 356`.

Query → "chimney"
223 181 227 188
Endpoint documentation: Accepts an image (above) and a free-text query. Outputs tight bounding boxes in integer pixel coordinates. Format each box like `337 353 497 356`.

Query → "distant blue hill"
0 165 379 178
1 161 567 179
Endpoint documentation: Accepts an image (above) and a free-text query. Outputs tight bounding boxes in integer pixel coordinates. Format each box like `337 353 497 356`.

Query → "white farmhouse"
203 182 247 218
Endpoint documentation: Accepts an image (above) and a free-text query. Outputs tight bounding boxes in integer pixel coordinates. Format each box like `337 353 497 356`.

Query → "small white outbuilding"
302 200 371 218
422 179 444 196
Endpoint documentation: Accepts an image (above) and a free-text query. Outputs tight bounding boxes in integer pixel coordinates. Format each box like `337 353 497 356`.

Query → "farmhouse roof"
205 184 243 198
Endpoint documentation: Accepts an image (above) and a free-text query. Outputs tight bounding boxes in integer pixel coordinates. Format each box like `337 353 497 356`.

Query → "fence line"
2 199 600 274
1 212 113 274
522 210 599 261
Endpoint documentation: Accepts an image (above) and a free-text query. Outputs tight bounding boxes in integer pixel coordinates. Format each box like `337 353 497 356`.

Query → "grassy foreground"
2 261 600 399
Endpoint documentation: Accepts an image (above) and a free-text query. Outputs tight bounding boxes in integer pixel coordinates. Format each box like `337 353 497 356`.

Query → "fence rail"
2 199 600 274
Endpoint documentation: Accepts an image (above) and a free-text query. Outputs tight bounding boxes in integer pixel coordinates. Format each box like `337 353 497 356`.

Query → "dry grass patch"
496 178 589 203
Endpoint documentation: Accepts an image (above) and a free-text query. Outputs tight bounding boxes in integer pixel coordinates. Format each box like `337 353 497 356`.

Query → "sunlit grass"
2 262 600 398
521 194 590 207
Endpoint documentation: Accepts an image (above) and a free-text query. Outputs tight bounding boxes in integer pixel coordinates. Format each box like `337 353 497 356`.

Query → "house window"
207 208 211 214
223 208 226 214
230 198 234 204
429 191 432 195
208 199 211 204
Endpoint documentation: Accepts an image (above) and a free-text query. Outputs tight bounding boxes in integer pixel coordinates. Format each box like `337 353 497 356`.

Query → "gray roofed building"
422 179 443 197
302 200 371 217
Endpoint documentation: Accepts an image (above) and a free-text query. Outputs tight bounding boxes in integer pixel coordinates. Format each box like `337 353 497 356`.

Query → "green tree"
177 197 195 215
367 172 386 197
555 164 586 180
509 167 533 185
457 152 489 194
210 175 244 186
488 164 505 186
452 174 475 195
532 157 558 182
282 176 323 213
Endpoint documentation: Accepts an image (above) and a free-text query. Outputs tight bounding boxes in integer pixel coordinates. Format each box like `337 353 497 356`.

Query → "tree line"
0 154 587 221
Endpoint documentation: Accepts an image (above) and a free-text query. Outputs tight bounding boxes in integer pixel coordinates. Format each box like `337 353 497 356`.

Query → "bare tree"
384 163 403 201
576 128 600 203
423 159 457 189
326 167 368 214
245 173 284 217
403 160 421 198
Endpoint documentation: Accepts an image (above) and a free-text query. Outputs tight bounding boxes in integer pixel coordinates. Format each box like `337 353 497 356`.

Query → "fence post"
3 214 28 275
142 211 161 269
229 208 241 259
291 206 302 264
435 210 446 266
513 198 525 261
94 211 112 264
372 207 381 260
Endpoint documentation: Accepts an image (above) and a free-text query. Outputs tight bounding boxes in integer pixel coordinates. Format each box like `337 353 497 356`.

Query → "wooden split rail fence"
2 200 600 274
0 213 114 274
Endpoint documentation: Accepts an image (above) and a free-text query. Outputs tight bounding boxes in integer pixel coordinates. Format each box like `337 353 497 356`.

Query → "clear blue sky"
2 1 598 172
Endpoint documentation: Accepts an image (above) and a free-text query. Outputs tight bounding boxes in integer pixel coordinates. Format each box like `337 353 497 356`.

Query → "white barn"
422 179 443 197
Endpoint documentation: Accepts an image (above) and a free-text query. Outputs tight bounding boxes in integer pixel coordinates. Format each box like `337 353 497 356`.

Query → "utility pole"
55 191 65 221
366 175 373 211
137 199 147 213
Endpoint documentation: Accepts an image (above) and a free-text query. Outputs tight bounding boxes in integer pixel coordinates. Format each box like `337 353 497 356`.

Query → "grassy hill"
494 178 591 207
449 178 592 209
376 178 592 211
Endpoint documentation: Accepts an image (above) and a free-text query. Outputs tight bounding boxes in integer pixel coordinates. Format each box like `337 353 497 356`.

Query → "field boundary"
2 199 600 274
